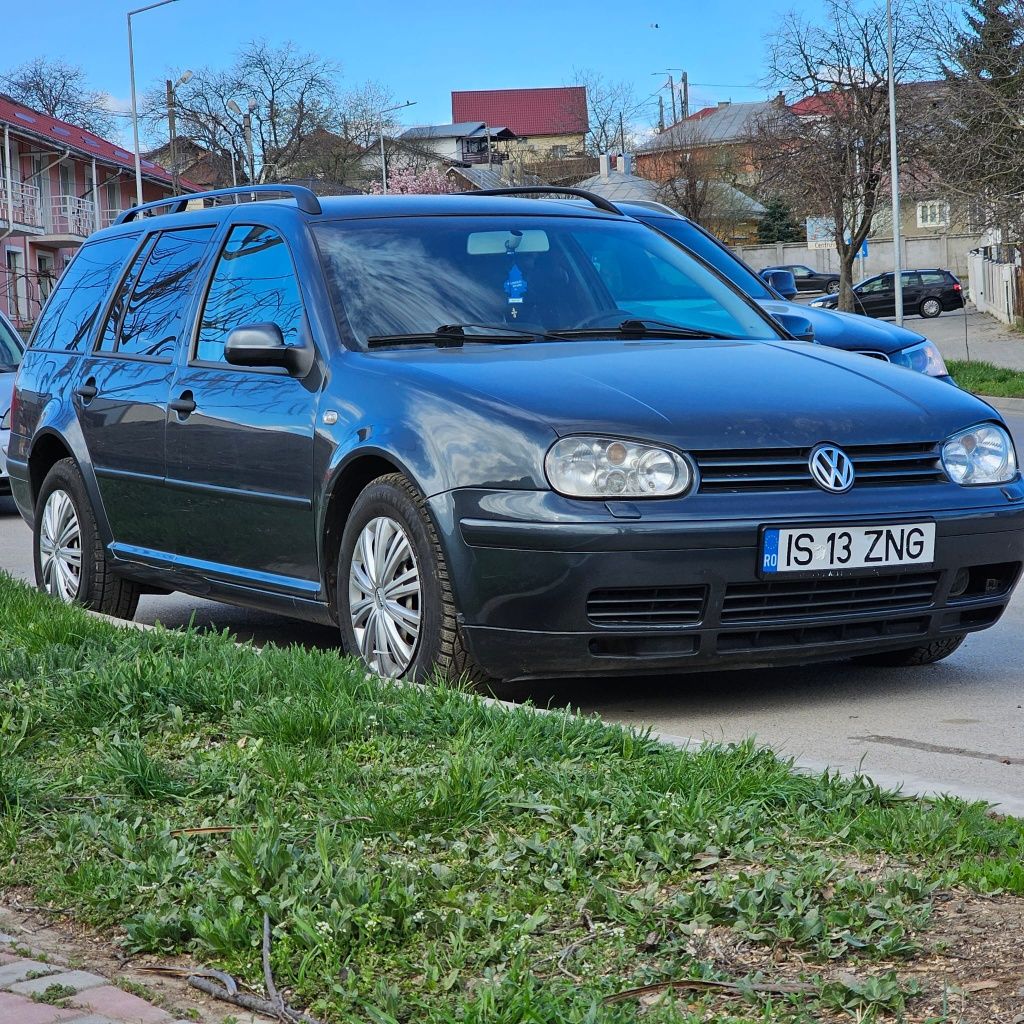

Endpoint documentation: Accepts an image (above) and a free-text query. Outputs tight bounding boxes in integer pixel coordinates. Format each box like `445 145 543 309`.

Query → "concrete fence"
967 246 1021 326
735 232 982 284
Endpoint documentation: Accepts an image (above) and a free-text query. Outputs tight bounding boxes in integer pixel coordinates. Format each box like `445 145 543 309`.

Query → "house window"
550 145 568 158
916 200 949 228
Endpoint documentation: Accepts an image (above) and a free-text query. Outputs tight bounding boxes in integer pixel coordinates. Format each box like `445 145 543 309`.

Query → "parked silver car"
0 311 23 494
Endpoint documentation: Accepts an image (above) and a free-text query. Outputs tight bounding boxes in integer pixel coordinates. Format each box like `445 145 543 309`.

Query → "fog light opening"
949 568 971 598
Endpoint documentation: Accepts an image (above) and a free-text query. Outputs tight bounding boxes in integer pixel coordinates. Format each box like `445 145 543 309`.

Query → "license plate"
761 522 935 574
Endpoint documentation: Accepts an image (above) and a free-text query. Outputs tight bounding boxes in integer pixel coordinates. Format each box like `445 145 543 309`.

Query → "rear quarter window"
30 235 140 352
919 272 948 286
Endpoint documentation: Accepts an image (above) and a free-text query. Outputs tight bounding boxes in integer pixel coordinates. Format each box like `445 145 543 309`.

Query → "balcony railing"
45 195 96 238
100 208 124 230
0 181 43 231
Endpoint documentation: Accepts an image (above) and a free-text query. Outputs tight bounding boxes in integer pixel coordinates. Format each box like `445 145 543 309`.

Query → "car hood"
758 299 922 354
372 338 994 450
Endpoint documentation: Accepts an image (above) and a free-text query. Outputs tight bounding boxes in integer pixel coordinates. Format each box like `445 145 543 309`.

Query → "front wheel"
337 474 488 685
33 458 140 618
920 297 943 318
856 634 965 667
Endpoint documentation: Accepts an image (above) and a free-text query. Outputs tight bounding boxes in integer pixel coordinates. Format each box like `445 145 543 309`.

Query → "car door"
76 225 215 553
854 274 894 317
163 221 321 594
900 272 922 312
788 265 814 291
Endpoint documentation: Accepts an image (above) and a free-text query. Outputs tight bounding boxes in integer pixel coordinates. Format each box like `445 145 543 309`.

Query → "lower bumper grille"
721 572 941 624
587 585 707 626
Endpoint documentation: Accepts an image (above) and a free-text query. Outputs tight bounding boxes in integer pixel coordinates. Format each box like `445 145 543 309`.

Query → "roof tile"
452 87 588 137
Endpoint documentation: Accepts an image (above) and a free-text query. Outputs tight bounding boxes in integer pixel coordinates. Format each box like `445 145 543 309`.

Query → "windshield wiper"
548 317 735 340
366 323 541 349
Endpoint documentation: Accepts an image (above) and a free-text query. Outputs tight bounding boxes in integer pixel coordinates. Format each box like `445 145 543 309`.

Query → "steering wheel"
572 309 637 330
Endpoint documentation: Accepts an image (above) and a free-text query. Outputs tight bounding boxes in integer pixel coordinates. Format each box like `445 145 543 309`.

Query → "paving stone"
11 970 109 996
0 958 59 987
0 990 79 1023
0 953 19 966
68 985 172 1024
63 1017 124 1024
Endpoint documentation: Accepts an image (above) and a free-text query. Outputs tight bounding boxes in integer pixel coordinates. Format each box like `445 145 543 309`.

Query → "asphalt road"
2 407 1022 814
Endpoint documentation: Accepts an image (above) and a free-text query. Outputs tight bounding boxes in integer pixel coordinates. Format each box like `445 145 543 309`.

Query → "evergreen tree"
756 198 803 243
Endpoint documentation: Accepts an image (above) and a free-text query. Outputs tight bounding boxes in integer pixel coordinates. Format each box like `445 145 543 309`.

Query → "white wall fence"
735 233 982 285
967 246 1021 325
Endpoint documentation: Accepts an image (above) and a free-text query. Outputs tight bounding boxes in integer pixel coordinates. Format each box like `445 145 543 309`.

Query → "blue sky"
4 0 789 143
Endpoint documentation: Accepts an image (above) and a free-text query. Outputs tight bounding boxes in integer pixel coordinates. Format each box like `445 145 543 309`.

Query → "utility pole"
165 79 178 196
885 0 904 325
242 111 255 185
658 95 665 133
666 73 678 124
680 71 689 119
619 112 626 153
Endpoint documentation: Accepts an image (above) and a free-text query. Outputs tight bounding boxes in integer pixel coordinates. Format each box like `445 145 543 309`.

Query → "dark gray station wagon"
8 186 1024 683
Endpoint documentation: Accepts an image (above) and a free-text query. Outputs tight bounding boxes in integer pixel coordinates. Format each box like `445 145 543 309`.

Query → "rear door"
76 225 216 553
900 271 923 312
163 220 321 594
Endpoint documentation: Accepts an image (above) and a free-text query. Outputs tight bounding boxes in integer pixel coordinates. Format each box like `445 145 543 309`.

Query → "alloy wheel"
922 298 942 317
38 488 82 602
348 516 422 677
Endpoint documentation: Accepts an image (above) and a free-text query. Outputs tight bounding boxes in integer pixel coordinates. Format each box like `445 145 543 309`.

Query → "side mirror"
761 269 798 300
224 323 313 376
774 312 815 343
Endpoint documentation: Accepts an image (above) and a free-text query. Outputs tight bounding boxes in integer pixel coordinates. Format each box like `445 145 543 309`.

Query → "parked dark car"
8 186 1023 684
811 270 965 319
617 201 951 378
0 310 24 494
762 263 841 294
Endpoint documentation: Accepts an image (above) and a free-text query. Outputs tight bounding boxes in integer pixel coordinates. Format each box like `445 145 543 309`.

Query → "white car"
0 311 23 495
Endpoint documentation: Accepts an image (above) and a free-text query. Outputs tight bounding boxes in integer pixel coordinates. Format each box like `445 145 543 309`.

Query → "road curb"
976 394 1024 415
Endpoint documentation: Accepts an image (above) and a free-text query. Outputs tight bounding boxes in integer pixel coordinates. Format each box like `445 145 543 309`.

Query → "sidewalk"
910 304 1024 370
0 926 270 1024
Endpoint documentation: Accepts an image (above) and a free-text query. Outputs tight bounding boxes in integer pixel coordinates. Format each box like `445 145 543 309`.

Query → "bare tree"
2 57 115 136
751 0 927 309
146 41 341 184
569 68 647 155
918 0 1024 242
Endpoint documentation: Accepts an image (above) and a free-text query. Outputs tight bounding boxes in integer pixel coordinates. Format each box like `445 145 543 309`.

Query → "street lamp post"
227 98 257 185
128 0 182 207
886 0 904 326
165 69 192 197
377 100 416 193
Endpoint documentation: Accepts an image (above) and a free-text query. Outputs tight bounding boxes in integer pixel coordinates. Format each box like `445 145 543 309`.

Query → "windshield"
0 315 22 370
313 215 780 347
639 215 774 301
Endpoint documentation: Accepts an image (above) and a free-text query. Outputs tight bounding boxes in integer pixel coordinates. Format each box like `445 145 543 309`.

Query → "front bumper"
433 488 1024 682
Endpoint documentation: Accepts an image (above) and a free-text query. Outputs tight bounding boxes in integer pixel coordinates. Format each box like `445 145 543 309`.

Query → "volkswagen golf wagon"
8 185 1024 683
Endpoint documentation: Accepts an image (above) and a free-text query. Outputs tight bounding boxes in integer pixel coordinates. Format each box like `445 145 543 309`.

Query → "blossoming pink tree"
368 167 455 195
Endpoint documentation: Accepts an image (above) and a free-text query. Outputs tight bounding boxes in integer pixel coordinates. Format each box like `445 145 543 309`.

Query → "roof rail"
465 186 622 215
114 184 322 224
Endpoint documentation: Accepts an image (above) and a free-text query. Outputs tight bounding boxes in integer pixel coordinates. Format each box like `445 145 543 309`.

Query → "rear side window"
30 235 139 352
105 227 215 360
194 225 305 364
920 271 947 285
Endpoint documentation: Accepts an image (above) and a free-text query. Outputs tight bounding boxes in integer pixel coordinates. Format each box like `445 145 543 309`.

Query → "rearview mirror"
773 312 815 343
761 269 798 300
224 323 313 376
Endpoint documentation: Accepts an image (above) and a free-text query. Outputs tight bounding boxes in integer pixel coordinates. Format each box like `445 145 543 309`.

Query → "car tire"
337 473 489 686
33 457 140 619
826 280 840 294
920 297 943 318
855 634 965 667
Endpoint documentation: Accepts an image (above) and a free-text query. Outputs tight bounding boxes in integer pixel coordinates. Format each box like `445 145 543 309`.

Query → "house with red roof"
451 87 589 160
1 93 194 330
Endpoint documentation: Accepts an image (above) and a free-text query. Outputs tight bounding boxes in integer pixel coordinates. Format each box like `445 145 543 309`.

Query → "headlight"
810 298 827 307
942 423 1017 485
545 436 694 498
890 339 948 377
0 408 8 431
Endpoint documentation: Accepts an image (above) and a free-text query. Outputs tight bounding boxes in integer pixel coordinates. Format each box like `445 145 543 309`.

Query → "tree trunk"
836 253 858 312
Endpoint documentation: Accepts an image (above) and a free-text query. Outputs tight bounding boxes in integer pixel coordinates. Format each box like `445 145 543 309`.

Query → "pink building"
1 94 193 332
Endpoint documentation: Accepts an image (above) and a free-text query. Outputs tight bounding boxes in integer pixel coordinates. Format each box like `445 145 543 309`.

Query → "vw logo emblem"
808 444 855 493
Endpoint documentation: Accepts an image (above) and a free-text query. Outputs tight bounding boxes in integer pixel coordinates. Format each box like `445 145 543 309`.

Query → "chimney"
616 154 632 175
599 154 611 178
774 90 787 107
717 100 731 109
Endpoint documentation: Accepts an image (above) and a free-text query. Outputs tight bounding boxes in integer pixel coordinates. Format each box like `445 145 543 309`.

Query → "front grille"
587 585 707 626
721 572 941 624
694 442 944 493
717 615 930 654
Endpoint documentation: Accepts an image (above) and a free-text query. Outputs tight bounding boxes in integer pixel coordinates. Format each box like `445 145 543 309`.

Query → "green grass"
948 358 1024 397
1 574 1022 1023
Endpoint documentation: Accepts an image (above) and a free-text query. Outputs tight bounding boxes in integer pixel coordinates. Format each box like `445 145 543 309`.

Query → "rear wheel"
856 634 965 667
337 473 488 685
33 458 140 618
825 279 840 294
920 296 943 318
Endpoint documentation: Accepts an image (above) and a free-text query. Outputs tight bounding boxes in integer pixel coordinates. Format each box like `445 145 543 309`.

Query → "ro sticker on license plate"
761 522 936 574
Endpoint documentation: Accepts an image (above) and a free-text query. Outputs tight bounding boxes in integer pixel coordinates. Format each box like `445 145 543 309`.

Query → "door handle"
74 379 98 403
169 391 196 416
